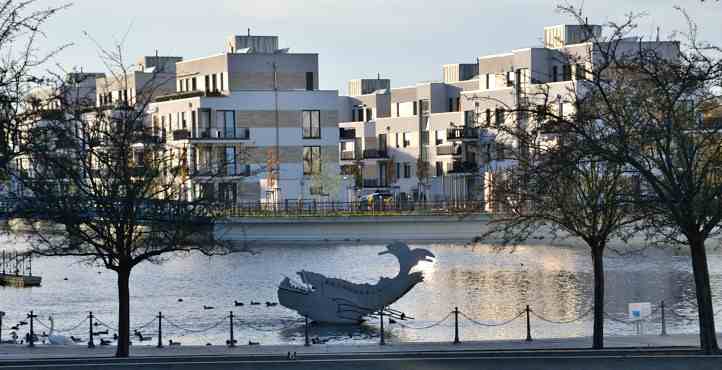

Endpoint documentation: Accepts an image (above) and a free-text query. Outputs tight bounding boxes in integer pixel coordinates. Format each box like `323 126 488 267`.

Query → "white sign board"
628 302 652 321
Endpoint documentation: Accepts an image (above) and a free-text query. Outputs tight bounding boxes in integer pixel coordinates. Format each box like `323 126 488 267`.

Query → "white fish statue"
277 242 435 323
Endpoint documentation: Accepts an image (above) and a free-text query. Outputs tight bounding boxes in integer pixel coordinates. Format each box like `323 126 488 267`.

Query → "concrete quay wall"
214 214 490 243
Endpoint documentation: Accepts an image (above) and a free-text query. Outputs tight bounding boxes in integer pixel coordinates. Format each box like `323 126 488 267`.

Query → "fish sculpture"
277 242 435 323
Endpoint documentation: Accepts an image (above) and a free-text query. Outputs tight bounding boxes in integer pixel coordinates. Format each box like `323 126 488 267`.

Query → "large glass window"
303 146 321 175
302 110 321 139
225 146 236 176
217 110 236 138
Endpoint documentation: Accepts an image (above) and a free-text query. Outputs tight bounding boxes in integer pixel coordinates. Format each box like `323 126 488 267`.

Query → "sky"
35 0 722 95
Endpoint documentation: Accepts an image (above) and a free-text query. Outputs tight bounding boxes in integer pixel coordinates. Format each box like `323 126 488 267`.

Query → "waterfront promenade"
0 334 720 369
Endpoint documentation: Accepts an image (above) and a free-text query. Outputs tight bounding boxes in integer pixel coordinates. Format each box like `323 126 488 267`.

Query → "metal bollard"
453 307 460 344
0 310 4 344
304 316 310 347
228 311 236 347
660 301 668 336
27 311 37 347
525 305 532 342
156 312 163 348
88 312 95 348
0 311 4 344
379 308 385 346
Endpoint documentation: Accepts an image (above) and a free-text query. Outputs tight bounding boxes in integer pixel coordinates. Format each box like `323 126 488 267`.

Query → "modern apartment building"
96 56 182 107
337 24 679 207
150 35 339 204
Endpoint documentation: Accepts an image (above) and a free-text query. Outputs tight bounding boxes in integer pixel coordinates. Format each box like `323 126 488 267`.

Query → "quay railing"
2 299 716 348
215 200 485 218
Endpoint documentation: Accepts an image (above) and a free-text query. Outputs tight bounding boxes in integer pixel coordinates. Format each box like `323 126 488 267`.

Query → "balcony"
363 179 389 188
173 129 190 141
447 128 479 141
363 149 388 159
340 128 356 140
436 144 462 156
340 151 356 160
192 128 250 140
449 160 479 174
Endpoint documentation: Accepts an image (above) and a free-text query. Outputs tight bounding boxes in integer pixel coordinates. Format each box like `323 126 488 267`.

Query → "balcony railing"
447 128 479 141
173 129 190 141
362 179 389 188
340 151 356 160
340 128 356 140
449 161 479 174
363 149 388 159
436 144 462 156
193 128 250 140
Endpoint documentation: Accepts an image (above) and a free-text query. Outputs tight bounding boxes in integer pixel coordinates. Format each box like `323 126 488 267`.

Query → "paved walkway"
0 334 705 360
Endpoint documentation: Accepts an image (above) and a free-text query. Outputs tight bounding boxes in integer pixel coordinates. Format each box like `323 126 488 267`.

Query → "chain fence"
2 298 721 348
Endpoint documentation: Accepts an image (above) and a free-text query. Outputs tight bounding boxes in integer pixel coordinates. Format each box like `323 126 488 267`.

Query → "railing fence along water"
2 299 713 348
216 200 485 218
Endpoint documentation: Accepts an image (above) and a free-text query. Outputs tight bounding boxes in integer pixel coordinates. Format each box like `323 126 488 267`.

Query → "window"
366 108 372 121
219 182 237 203
303 146 321 175
435 161 443 177
456 97 461 112
496 143 505 160
212 74 218 92
495 108 505 126
435 130 443 145
199 109 211 138
205 75 210 92
305 72 314 91
217 110 236 138
396 163 401 180
403 132 411 147
449 98 454 112
413 101 418 115
404 163 411 178
395 133 399 148
225 146 236 176
220 73 224 91
465 110 475 125
192 77 197 91
191 111 197 136
485 74 490 89
575 64 586 80
552 66 558 82
396 102 400 117
563 65 572 81
181 112 187 129
485 109 492 125
196 183 215 201
302 110 321 139
506 71 514 87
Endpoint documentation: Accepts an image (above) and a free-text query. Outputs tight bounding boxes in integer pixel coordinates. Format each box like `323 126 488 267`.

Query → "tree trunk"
116 268 131 358
591 244 605 349
689 234 718 354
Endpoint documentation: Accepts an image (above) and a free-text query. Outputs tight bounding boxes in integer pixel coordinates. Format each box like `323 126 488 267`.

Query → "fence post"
27 311 36 347
379 308 386 346
525 305 532 342
304 316 310 347
228 311 236 347
156 312 163 348
453 307 460 344
660 301 667 336
88 311 95 348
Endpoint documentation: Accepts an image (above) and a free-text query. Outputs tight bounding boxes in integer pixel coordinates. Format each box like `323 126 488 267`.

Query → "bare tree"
0 0 67 184
11 41 242 357
488 6 722 353
481 127 642 348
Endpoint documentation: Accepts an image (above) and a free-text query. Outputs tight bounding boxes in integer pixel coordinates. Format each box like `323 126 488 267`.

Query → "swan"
47 316 73 345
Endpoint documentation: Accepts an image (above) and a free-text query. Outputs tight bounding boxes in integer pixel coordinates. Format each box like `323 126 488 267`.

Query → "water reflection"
0 236 717 345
